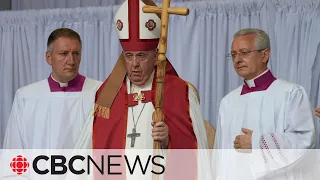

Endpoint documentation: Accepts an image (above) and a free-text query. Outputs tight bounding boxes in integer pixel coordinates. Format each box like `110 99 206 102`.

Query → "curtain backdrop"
1 0 320 148
11 0 210 10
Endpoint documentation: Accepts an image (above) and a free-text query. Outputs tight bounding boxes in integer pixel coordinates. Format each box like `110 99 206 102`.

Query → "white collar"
245 69 269 88
51 74 68 87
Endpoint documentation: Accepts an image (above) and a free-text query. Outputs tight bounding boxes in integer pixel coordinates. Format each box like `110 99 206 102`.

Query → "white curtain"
11 0 210 10
1 0 320 148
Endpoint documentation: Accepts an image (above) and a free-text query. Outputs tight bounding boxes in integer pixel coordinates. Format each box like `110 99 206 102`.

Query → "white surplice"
213 76 318 180
2 77 102 149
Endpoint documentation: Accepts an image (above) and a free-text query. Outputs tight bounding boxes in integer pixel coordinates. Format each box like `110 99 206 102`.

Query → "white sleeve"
74 110 94 149
74 78 102 149
1 90 30 179
213 100 224 150
188 84 213 180
251 87 318 179
188 84 209 149
211 99 225 180
3 90 25 149
63 110 94 180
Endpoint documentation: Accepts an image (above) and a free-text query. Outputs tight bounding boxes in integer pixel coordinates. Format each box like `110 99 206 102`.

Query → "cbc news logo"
8 154 165 176
10 155 30 175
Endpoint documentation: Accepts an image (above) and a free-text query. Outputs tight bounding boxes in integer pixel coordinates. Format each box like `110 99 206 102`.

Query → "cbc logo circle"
10 155 30 175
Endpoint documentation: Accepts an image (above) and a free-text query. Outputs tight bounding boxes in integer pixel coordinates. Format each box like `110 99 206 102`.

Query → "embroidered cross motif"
145 19 156 31
116 19 123 31
133 93 146 102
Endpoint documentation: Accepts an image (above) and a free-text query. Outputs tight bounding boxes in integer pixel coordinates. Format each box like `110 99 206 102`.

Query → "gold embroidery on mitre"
94 104 110 119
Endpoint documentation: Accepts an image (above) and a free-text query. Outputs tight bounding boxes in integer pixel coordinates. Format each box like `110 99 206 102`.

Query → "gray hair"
47 44 54 53
233 28 270 50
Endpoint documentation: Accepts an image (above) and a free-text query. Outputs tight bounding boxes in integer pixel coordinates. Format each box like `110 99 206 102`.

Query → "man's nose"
233 54 242 64
132 57 139 67
66 53 75 65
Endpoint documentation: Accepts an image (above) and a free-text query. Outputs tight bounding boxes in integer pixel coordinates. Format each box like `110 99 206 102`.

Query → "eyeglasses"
226 49 266 61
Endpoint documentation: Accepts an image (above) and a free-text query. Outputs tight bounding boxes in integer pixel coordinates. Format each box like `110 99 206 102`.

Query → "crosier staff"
143 1 189 180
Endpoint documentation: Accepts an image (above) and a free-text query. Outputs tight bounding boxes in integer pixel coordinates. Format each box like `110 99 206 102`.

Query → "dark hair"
47 28 81 52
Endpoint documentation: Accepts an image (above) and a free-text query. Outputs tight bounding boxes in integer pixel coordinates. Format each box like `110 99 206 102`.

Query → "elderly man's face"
46 37 81 83
123 50 157 86
231 34 269 80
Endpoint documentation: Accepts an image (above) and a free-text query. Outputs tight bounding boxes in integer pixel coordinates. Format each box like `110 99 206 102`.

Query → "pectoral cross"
127 128 141 147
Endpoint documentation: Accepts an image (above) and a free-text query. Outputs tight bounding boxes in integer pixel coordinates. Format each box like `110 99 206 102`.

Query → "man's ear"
262 48 270 63
46 51 52 65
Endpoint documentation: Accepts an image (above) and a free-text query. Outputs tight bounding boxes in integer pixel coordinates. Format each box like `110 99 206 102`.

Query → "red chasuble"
93 74 197 149
92 62 198 180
